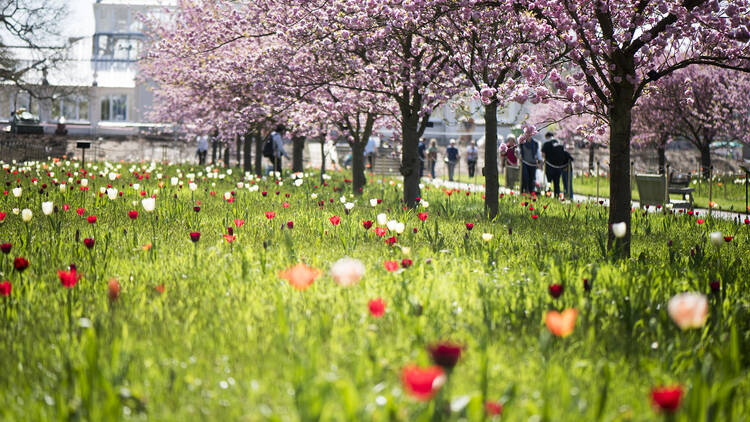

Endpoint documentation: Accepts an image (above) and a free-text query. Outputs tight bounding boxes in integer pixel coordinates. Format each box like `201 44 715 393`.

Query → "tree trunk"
657 135 667 174
211 140 218 165
400 108 421 208
320 138 326 185
608 95 633 257
223 145 230 168
236 134 242 168
243 133 252 174
351 113 375 196
484 100 499 220
254 133 263 178
699 143 712 180
588 142 595 172
292 136 305 173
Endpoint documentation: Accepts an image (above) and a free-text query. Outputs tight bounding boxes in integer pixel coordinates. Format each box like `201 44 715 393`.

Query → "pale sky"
64 0 96 37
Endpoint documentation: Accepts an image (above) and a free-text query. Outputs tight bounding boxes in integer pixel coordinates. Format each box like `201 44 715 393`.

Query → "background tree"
525 0 750 256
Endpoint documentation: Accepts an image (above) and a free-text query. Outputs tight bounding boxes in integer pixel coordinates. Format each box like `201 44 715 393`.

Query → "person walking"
466 141 479 178
418 138 427 178
500 135 518 169
364 135 378 170
196 134 208 165
446 139 459 181
520 136 540 194
269 125 290 175
427 139 438 179
541 132 574 198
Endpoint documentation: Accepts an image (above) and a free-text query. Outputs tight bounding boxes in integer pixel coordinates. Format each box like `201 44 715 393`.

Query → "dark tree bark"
657 134 668 174
223 145 230 168
320 138 326 184
588 142 596 172
292 135 305 173
699 142 712 180
236 134 242 168
608 88 634 258
211 139 218 165
254 133 264 178
243 133 252 174
349 113 375 196
399 102 425 208
484 100 499 219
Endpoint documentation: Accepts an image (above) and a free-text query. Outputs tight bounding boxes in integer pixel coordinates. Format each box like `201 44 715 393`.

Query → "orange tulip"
279 263 321 290
545 309 578 337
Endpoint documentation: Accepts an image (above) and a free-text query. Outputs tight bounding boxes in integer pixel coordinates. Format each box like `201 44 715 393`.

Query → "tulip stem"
66 289 73 343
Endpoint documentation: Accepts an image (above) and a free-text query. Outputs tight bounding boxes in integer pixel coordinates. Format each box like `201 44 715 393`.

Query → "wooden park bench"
635 173 694 209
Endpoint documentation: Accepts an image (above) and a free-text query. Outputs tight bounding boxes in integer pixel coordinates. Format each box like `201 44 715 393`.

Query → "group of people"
502 131 574 198
417 138 479 181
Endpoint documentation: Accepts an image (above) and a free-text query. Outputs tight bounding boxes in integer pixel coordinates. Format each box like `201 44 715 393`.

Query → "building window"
100 95 128 121
52 96 90 121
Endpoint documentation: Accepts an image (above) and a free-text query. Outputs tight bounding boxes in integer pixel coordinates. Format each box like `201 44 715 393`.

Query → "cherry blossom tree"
524 0 750 255
634 66 750 178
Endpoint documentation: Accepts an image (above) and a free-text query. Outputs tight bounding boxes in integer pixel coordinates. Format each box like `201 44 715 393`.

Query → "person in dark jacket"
520 137 540 193
446 139 460 181
541 132 574 198
418 138 427 178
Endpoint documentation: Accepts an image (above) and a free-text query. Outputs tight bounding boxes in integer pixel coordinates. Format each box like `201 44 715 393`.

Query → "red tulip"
362 220 373 229
234 218 245 227
650 386 683 412
548 284 564 298
87 215 97 224
0 212 5 221
223 234 236 243
583 278 591 292
193 206 201 212
13 257 29 272
696 218 704 225
428 341 463 370
108 279 121 302
413 228 418 233
282 202 290 208
76 208 85 216
485 401 503 417
58 269 79 288
368 298 386 317
189 232 201 242
0 280 10 297
384 260 399 272
286 221 294 229
745 217 749 225
385 236 397 246
128 210 138 220
466 223 474 231
154 284 165 294
83 238 95 249
329 216 341 226
723 236 733 243
401 258 413 268
374 227 386 237
709 280 720 293
418 212 428 221
401 365 445 401
0 243 11 254
531 214 539 220
265 211 276 220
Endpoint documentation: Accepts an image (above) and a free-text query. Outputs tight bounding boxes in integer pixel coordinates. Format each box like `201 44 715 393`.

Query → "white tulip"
612 222 627 238
41 201 54 216
339 196 347 203
482 233 494 242
420 200 429 208
237 182 244 189
344 202 355 210
12 187 21 197
170 177 179 186
377 213 388 226
249 185 259 192
667 292 708 330
12 208 19 215
141 197 156 212
133 183 140 190
108 172 117 181
99 187 106 194
80 178 88 187
311 193 318 199
710 231 723 247
386 220 398 232
59 184 66 192
189 183 197 191
294 179 303 187
394 222 405 234
370 198 378 207
224 192 231 200
21 208 32 222
107 188 118 200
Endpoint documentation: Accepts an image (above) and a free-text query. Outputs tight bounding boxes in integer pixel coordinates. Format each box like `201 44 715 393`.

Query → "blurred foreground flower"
401 365 445 401
330 257 365 287
0 280 10 297
612 222 626 238
650 385 683 413
709 231 723 247
279 263 321 290
485 401 503 417
428 341 463 370
13 257 29 272
384 261 399 272
142 198 155 212
667 292 708 330
368 298 386 317
545 309 577 337
58 269 79 288
107 279 121 302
